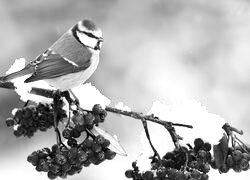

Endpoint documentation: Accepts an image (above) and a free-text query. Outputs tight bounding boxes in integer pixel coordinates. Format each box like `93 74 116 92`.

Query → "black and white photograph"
0 0 249 179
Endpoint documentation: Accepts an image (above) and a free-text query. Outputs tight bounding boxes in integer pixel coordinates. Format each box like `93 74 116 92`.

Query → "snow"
115 102 131 112
6 59 111 109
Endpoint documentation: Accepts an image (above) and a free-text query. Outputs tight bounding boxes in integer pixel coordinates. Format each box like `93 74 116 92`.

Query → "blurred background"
0 0 250 179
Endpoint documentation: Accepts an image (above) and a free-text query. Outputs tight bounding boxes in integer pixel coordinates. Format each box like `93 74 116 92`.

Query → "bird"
0 19 103 92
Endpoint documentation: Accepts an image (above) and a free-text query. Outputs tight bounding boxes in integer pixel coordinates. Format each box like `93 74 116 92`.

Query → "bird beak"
94 38 103 50
99 37 104 42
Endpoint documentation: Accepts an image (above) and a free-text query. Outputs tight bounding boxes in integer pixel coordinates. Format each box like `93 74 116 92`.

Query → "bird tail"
0 67 33 82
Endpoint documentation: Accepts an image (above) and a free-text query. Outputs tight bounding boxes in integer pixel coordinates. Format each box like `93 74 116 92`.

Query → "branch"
0 81 192 127
0 81 193 151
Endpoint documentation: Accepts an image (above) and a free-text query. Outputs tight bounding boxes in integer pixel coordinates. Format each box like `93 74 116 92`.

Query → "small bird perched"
0 19 103 91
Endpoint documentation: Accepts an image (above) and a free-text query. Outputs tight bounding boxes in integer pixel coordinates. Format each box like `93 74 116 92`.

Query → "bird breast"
45 52 99 91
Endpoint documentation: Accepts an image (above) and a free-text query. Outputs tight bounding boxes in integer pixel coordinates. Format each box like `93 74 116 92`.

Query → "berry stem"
23 100 30 107
52 92 67 148
234 135 249 153
141 118 161 160
85 128 95 139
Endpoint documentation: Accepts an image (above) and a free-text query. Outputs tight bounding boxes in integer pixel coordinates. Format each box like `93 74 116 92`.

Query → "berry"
242 152 250 161
92 104 103 115
68 147 78 159
105 149 116 160
6 118 15 127
47 171 57 179
82 160 91 167
62 128 72 139
242 162 249 171
163 152 175 160
194 138 204 151
205 152 212 162
61 162 72 172
92 143 102 153
203 142 211 152
232 150 242 161
99 110 107 122
77 151 88 162
49 164 61 174
55 153 67 165
23 106 34 119
125 170 134 178
142 171 153 180
88 156 98 164
71 128 81 138
189 161 199 169
219 164 230 173
95 135 105 145
96 151 105 161
198 150 207 160
72 112 84 126
84 113 95 125
201 174 209 180
13 130 22 137
27 152 39 166
239 158 249 170
101 139 111 148
14 109 23 121
156 166 167 178
191 169 201 179
51 144 60 153
85 149 94 158
38 159 50 172
67 138 77 147
199 163 210 173
75 125 86 132
162 159 176 168
81 138 94 148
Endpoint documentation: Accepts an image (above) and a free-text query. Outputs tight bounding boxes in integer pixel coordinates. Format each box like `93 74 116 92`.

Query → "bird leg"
69 89 80 107
62 90 80 108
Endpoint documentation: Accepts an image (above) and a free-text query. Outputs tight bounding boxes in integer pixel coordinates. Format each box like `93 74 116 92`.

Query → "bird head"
72 19 103 51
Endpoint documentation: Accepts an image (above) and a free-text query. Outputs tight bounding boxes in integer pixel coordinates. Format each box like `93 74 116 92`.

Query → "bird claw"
62 90 80 110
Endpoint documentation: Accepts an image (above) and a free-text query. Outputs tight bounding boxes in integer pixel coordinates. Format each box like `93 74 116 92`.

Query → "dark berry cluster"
125 138 211 180
211 145 250 173
71 104 107 129
6 101 67 138
27 135 116 179
62 104 107 147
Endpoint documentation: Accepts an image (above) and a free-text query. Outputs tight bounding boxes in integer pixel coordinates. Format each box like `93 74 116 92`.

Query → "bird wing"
25 50 91 83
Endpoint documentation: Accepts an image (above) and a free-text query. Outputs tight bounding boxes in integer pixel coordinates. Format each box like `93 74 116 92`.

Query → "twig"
140 118 161 160
0 82 15 90
105 106 193 129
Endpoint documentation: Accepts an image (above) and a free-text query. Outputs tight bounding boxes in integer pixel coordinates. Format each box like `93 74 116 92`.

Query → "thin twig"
105 106 193 129
0 82 16 90
53 93 60 145
140 118 161 160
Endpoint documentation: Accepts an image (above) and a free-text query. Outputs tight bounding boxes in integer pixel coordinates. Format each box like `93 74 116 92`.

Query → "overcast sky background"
0 0 250 179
